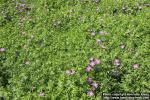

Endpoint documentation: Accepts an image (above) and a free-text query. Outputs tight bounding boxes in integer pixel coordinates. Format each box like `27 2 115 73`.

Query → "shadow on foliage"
0 53 10 87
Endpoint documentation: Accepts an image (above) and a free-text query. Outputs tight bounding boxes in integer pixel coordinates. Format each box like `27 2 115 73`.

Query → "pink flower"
0 48 6 52
133 64 139 69
87 90 94 96
86 77 93 83
114 58 120 66
39 92 44 97
91 81 98 89
66 69 76 75
90 61 96 67
94 59 101 65
86 66 92 72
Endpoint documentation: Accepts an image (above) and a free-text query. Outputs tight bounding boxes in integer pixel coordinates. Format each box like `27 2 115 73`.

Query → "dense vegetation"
0 0 150 99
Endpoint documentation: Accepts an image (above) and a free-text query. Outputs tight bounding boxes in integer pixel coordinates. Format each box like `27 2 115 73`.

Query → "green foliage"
0 0 150 99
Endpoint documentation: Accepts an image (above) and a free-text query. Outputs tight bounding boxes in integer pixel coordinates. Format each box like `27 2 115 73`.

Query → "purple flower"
66 69 76 75
91 81 98 89
86 77 93 83
90 61 96 67
86 66 92 72
87 90 94 96
94 59 101 65
114 58 120 66
133 64 139 69
0 48 6 52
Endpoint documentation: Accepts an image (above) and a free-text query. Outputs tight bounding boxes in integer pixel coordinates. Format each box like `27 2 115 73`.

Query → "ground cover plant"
0 0 150 99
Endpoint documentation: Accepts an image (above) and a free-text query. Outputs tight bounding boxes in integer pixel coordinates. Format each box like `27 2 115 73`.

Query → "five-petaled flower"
90 61 96 67
94 59 101 65
0 48 6 52
87 77 93 83
114 58 120 66
133 64 139 69
87 90 94 96
91 81 98 89
86 66 92 72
